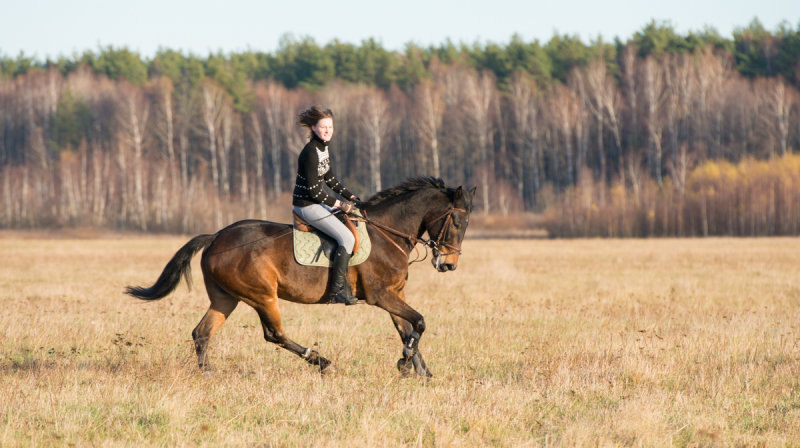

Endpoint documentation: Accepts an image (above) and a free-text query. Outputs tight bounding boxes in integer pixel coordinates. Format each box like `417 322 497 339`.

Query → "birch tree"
759 77 793 156
412 79 444 178
548 83 579 187
461 69 496 213
583 60 622 181
641 56 667 184
248 110 268 216
258 81 292 197
359 86 393 192
507 71 542 208
117 81 150 230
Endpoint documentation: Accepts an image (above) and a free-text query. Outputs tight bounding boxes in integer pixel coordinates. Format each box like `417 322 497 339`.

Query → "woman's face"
312 117 334 142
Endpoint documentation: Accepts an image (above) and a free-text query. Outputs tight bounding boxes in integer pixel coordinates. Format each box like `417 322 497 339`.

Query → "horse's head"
426 185 476 272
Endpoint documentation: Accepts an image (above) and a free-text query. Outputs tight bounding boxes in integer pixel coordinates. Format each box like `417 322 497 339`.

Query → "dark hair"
297 106 334 128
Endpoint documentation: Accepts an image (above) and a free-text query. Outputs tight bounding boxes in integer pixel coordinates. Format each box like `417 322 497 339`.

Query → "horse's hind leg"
252 298 336 374
192 280 238 369
390 314 432 377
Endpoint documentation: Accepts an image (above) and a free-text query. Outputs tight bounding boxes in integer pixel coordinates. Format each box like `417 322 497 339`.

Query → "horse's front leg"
374 293 431 377
390 314 433 377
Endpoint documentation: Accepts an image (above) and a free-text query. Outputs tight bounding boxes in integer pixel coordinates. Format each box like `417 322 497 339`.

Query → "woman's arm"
323 156 356 200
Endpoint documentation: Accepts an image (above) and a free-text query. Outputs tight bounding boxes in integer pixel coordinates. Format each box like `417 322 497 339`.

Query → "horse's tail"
125 234 216 301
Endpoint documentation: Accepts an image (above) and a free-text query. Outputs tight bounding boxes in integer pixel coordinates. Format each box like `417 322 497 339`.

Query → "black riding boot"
329 246 358 305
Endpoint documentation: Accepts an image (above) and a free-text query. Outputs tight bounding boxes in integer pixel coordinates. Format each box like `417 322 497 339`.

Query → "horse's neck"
368 205 422 236
369 192 444 237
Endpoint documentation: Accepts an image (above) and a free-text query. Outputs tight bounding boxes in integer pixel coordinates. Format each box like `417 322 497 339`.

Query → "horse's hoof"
320 363 338 375
411 355 433 378
412 365 433 378
397 358 412 376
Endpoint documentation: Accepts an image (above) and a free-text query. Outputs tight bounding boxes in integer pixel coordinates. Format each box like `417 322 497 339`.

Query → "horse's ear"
454 186 464 200
469 186 477 197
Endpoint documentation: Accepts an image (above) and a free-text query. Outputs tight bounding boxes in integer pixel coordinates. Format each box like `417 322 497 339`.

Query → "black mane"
364 177 448 207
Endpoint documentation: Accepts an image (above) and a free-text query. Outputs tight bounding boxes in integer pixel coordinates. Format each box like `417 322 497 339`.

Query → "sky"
1 0 798 59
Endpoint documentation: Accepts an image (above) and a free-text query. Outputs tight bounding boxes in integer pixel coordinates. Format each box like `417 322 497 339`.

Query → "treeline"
543 155 800 237
1 19 799 235
3 20 800 97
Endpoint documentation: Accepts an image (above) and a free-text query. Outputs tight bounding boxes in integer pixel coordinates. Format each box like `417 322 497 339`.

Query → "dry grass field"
1 232 799 446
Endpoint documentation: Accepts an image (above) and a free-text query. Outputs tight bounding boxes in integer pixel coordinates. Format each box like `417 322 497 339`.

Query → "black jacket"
292 133 354 207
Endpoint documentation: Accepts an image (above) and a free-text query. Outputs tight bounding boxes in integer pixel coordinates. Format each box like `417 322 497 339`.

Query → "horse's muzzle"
432 254 458 272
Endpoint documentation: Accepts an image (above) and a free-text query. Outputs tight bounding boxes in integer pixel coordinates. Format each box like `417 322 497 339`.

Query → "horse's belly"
276 264 331 304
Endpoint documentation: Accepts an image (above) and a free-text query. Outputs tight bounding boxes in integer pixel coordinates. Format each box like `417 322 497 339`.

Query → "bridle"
426 205 467 249
352 204 468 266
426 205 468 270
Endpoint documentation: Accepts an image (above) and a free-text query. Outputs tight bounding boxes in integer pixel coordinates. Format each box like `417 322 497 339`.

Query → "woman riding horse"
126 177 475 376
292 106 361 306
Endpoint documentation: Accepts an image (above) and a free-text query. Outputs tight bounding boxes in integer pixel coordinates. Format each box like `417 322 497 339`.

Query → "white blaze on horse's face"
312 118 334 142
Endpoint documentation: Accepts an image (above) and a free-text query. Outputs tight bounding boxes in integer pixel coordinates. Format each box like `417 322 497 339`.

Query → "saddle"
292 212 361 254
292 210 371 267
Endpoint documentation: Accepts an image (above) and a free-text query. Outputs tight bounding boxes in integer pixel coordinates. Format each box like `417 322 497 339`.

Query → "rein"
351 205 468 264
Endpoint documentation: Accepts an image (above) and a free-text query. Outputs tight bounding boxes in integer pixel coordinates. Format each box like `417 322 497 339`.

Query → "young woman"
292 106 360 305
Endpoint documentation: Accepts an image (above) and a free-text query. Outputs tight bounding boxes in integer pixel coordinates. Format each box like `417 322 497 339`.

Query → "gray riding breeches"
293 203 355 254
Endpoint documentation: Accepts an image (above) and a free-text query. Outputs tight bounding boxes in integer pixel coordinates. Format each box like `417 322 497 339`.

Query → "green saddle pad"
292 213 371 267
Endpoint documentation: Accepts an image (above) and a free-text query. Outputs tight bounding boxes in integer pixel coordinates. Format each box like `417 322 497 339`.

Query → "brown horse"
126 177 475 377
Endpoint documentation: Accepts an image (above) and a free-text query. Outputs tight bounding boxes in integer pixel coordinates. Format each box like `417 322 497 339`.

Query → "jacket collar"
311 131 331 147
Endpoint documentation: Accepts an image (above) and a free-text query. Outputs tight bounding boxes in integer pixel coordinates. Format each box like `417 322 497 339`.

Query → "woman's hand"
349 195 364 209
336 200 356 214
